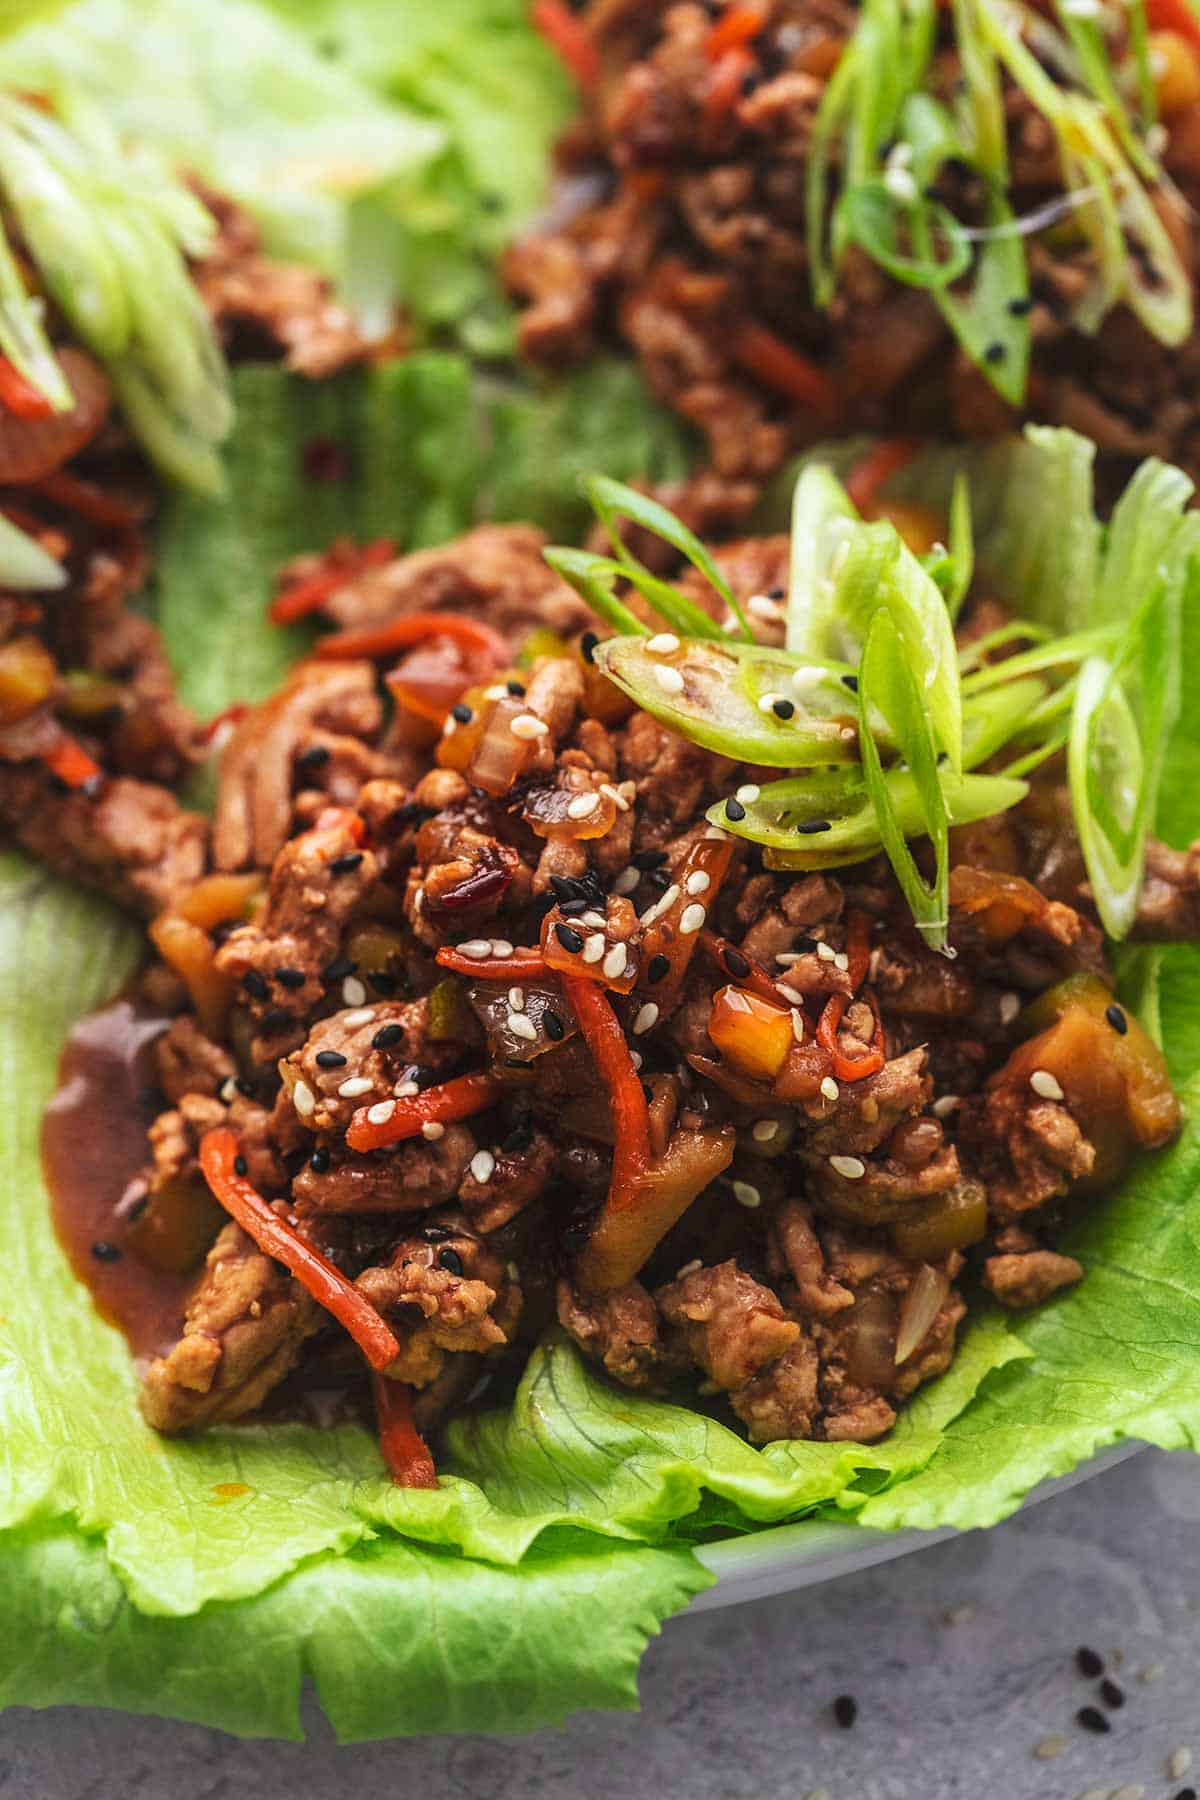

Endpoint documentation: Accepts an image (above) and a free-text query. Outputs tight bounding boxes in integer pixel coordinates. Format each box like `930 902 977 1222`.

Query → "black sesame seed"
372 1024 405 1050
796 819 832 835
309 1147 331 1174
641 1082 654 1103
580 631 599 665
507 679 526 696
633 850 668 871
543 1008 565 1041
555 922 584 953
558 898 589 916
368 971 399 996
296 744 331 771
1105 1003 1128 1035
1099 1678 1125 1709
841 674 859 693
274 967 306 989
1076 1705 1110 1735
329 852 364 875
1076 1646 1105 1678
767 586 784 600
772 698 795 720
725 797 747 822
422 1224 452 1243
550 874 586 901
241 969 269 1000
323 957 356 982
234 1155 248 1176
724 947 751 978
451 703 473 725
262 1006 290 1033
315 1050 348 1069
1175 1788 1197 1800
984 340 1007 364
439 1248 465 1276
833 1695 858 1730
795 935 818 954
90 1240 121 1262
1007 295 1034 316
647 953 671 985
126 1193 150 1222
647 867 671 892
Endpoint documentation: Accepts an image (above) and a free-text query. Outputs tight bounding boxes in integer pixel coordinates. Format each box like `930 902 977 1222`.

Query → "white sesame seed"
491 939 514 959
675 1258 702 1280
1033 1736 1067 1762
483 684 508 701
582 933 606 964
758 692 783 715
1029 1069 1064 1101
470 1150 496 1184
442 715 458 737
507 1261 521 1281
820 1076 839 1102
603 942 628 980
458 939 493 960
829 1154 866 1179
580 911 607 929
646 632 681 655
777 984 803 1005
421 1121 445 1141
508 987 525 1011
735 783 761 805
685 870 711 897
817 940 836 962
510 713 549 740
932 1094 960 1119
508 1013 537 1041
394 1079 420 1097
634 1002 659 1035
1170 1748 1194 1781
654 664 685 695
883 163 918 203
342 1007 375 1027
776 951 803 965
630 1050 643 1070
567 791 600 820
600 781 630 812
943 1604 974 1626
792 1010 805 1044
732 1180 761 1209
338 1076 373 1098
292 1080 316 1118
752 1119 779 1143
1141 1662 1166 1683
999 991 1021 1024
342 976 367 1007
1147 121 1169 156
366 1099 396 1126
791 665 828 691
640 883 679 925
613 866 640 896
833 951 850 972
704 825 731 840
219 1078 237 1104
680 903 706 935
746 593 783 621
840 726 856 741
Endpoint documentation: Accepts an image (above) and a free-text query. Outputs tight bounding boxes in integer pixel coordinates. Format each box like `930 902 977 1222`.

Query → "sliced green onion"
542 548 645 638
0 512 66 590
585 475 753 641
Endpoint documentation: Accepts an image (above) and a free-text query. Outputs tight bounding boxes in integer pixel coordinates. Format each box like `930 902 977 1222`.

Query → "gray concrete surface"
2 1446 1199 1799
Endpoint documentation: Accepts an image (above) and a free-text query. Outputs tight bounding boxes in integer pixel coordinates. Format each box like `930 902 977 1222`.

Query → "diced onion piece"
174 872 264 931
522 779 618 842
149 911 236 1039
893 1182 988 1261
0 634 56 724
894 1264 950 1366
465 979 578 1064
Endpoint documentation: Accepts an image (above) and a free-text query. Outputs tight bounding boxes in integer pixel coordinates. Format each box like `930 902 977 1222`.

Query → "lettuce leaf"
5 376 1200 1738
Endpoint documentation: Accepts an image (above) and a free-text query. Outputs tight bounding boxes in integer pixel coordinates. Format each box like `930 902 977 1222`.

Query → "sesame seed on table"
13 1448 1200 1795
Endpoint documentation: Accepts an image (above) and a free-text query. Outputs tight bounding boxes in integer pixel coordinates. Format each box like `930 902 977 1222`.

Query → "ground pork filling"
23 514 1191 1475
505 1 1200 522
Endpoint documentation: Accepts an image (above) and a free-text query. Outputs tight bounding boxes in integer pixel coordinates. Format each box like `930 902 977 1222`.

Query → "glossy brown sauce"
43 996 188 1364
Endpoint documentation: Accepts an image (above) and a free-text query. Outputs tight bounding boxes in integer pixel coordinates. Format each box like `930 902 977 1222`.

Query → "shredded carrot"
814 912 884 1081
269 538 395 626
698 929 793 1009
30 468 140 529
703 45 754 120
560 973 651 1208
844 908 875 989
372 1371 438 1488
346 1070 503 1153
435 945 548 982
41 733 103 792
201 702 249 747
733 322 842 419
0 356 54 421
1148 0 1200 49
844 438 919 518
705 0 770 59
315 609 510 668
531 0 601 88
199 1129 401 1371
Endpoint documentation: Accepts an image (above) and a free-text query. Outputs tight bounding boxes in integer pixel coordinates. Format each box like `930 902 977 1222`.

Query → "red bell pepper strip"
844 438 919 518
1147 0 1200 49
0 356 55 420
703 46 754 120
531 0 600 89
435 945 548 982
346 1070 503 1153
270 538 395 626
705 1 770 58
315 609 510 667
41 733 104 792
733 322 842 419
372 1371 438 1489
199 1128 401 1371
698 928 796 1009
814 912 884 1080
560 973 651 1207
